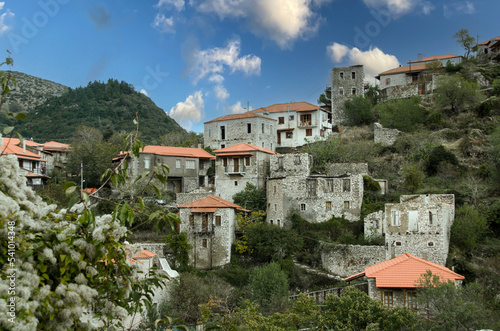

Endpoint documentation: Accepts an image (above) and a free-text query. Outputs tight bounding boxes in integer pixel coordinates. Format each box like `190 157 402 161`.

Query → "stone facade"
330 65 365 124
373 122 401 146
364 194 455 266
214 143 274 202
321 244 385 278
204 112 277 151
325 162 369 176
266 154 364 226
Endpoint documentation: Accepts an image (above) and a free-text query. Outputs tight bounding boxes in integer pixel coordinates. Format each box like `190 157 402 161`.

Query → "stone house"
376 54 462 101
330 65 365 124
364 194 455 266
249 102 333 149
266 154 364 226
1 137 49 188
178 195 247 269
114 146 215 194
345 253 464 310
204 112 277 151
213 142 275 202
477 36 500 63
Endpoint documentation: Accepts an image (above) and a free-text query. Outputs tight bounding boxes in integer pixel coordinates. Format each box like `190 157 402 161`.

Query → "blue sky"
0 0 499 133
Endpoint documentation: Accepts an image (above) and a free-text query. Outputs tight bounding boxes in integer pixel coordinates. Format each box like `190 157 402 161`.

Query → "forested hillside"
12 79 184 144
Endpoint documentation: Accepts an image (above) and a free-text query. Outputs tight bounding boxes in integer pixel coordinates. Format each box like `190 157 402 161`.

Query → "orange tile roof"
1 138 45 161
378 63 427 76
42 141 71 151
345 253 464 288
132 249 157 259
408 54 462 63
204 112 276 123
478 36 500 46
178 195 248 211
213 142 275 155
250 101 320 114
119 146 215 160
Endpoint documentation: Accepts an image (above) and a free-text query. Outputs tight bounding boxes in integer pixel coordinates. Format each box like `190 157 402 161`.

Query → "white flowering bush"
0 152 172 330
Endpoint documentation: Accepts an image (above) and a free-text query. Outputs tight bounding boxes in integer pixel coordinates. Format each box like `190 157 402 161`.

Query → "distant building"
213 143 275 202
330 65 365 124
114 146 215 194
204 112 277 151
477 36 500 63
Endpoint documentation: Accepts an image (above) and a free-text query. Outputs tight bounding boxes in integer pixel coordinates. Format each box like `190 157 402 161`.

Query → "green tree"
451 204 489 252
232 182 267 212
402 161 425 193
453 29 476 58
375 97 426 132
164 232 192 272
425 145 459 176
434 74 483 115
247 262 289 313
317 88 331 111
343 95 374 126
364 84 380 105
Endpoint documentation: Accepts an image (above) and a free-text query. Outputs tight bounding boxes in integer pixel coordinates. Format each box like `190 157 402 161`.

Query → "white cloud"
152 13 175 33
190 39 261 84
363 0 434 17
327 43 350 62
155 0 185 12
191 0 331 49
0 5 14 35
214 84 229 100
327 43 400 82
230 101 247 114
443 2 475 18
209 74 224 84
140 89 148 96
169 91 204 130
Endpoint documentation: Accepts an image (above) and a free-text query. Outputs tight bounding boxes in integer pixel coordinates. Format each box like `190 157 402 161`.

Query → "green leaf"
138 197 145 211
21 250 33 258
68 195 79 210
15 113 27 120
3 126 13 134
81 191 89 205
153 184 161 199
65 185 77 196
63 181 77 191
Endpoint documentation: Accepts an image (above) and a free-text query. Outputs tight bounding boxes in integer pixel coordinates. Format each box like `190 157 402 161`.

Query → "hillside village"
1 33 500 329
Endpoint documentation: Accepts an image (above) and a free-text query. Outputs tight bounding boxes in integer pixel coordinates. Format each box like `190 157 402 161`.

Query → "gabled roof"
178 195 248 212
1 138 46 161
213 142 275 155
132 249 157 259
478 36 500 46
204 112 276 124
377 63 427 77
250 101 320 114
118 146 215 160
408 54 462 64
345 253 464 288
42 141 71 152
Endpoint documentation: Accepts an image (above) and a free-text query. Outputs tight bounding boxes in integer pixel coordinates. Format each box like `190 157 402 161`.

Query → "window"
395 241 402 246
220 126 226 140
306 129 312 136
208 128 211 137
189 214 194 226
289 115 294 121
262 123 265 133
385 77 391 85
278 117 285 124
382 291 394 308
294 155 301 164
202 239 208 248
351 71 356 79
300 203 306 211
262 142 265 148
273 185 277 194
176 159 181 168
428 241 434 247
371 219 378 229
274 204 277 211
202 214 208 231
391 210 400 226
144 157 150 169
429 211 436 225
186 160 195 169
326 179 334 192
344 201 350 209
342 179 350 192
234 181 238 186
215 216 221 226
221 144 225 148
278 157 284 170
223 157 227 167
245 157 250 166
405 291 417 310
339 72 344 79
247 123 252 133
286 131 293 139
270 219 274 225
307 179 317 197
326 201 332 210
277 219 281 227
352 88 356 95
300 114 312 126
339 87 344 96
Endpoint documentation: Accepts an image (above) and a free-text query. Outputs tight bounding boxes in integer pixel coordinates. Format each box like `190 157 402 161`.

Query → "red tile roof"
378 63 427 76
1 138 45 161
118 146 215 160
250 101 320 114
132 249 157 259
42 141 71 151
478 36 500 46
408 54 462 64
345 253 464 288
204 112 276 123
178 195 248 212
213 142 275 155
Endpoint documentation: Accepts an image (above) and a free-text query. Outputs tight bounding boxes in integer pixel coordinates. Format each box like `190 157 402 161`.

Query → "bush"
375 97 426 132
343 96 374 126
425 145 459 176
451 205 489 252
247 262 289 313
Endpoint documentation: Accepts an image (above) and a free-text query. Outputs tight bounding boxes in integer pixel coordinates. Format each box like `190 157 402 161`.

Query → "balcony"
298 121 317 128
224 164 246 175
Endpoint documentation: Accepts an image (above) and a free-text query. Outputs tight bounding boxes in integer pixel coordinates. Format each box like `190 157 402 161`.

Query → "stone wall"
325 162 368 176
374 122 400 146
330 65 365 124
321 244 385 278
380 84 418 102
131 243 166 257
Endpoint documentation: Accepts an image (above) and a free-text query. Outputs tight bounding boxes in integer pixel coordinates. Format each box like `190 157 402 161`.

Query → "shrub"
451 205 488 252
425 145 459 176
343 96 374 126
375 97 426 132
